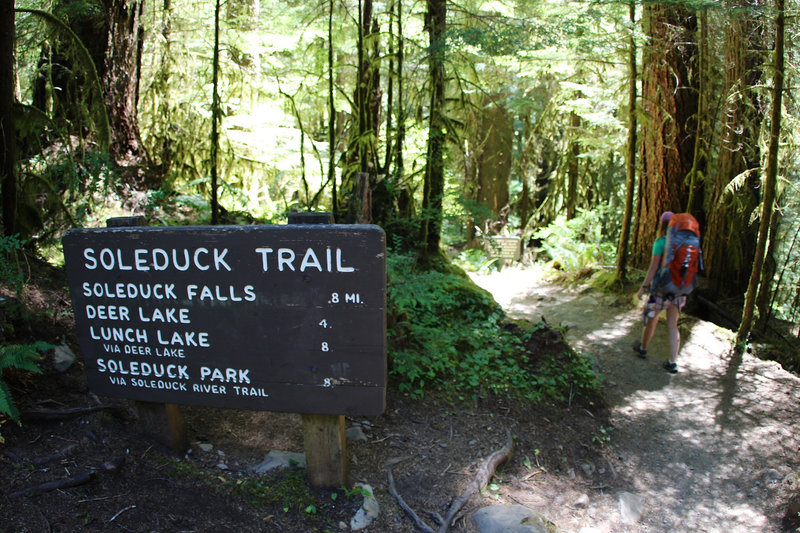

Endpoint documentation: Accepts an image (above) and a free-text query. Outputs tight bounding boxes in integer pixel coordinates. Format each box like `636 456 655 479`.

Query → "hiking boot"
632 342 647 359
663 361 678 374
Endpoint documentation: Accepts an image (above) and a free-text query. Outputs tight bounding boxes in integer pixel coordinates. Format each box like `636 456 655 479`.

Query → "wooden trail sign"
62 224 387 417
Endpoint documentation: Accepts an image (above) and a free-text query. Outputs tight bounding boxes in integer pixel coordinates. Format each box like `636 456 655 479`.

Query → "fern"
0 342 53 423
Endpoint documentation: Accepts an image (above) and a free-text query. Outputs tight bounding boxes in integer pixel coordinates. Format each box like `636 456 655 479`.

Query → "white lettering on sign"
82 282 177 300
96 358 190 379
156 329 210 347
137 307 191 324
185 284 256 301
82 247 232 272
199 366 251 384
193 383 227 394
90 326 148 343
86 305 130 321
124 345 151 355
155 347 185 358
131 378 188 391
254 247 355 273
233 385 269 397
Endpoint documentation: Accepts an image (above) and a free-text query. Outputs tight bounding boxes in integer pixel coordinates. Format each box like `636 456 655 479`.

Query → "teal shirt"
652 236 666 257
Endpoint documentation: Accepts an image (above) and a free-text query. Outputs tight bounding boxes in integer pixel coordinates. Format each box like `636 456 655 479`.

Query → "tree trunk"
686 9 708 219
470 101 512 239
105 0 146 169
393 0 406 190
210 0 221 224
737 0 784 344
328 0 338 214
422 0 446 257
0 0 15 236
566 111 581 220
341 0 382 222
227 0 259 30
615 2 637 282
702 0 764 298
634 3 698 265
755 212 781 330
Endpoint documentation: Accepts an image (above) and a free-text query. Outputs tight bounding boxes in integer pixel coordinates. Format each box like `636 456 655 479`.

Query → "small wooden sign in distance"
62 224 387 416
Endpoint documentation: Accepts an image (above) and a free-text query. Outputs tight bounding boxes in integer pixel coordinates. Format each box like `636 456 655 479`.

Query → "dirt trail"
470 266 800 532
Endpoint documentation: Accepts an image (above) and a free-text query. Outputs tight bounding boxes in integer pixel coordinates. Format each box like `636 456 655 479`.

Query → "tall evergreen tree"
738 0 785 343
105 0 146 171
1 0 15 235
615 1 638 283
422 0 446 257
633 2 699 263
703 0 765 297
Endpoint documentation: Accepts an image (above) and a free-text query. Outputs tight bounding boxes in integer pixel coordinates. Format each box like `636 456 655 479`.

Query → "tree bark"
0 1 16 236
471 101 512 239
737 0 784 344
210 0 221 224
634 3 698 265
422 0 446 257
328 0 338 214
702 0 764 297
566 111 581 220
105 0 146 168
615 1 637 282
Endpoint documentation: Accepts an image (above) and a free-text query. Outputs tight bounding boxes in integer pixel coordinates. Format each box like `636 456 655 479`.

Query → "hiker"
634 211 684 373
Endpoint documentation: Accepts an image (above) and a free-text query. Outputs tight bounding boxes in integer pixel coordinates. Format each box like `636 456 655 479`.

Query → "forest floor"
2 262 799 532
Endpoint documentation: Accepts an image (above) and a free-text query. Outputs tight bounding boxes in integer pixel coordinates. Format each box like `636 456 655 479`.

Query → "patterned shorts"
643 292 686 323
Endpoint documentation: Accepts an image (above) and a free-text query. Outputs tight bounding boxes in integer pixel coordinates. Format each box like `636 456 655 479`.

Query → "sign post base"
302 413 348 488
136 402 188 454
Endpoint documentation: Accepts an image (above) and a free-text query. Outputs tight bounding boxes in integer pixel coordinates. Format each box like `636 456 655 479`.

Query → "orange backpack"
651 213 703 296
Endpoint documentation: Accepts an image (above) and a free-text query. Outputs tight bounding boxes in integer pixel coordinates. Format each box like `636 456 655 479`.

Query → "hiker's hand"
637 286 646 300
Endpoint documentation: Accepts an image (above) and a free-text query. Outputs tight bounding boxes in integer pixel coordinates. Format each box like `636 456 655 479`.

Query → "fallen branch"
9 471 96 499
387 428 514 533
108 504 136 523
9 456 127 499
22 405 122 421
30 443 78 466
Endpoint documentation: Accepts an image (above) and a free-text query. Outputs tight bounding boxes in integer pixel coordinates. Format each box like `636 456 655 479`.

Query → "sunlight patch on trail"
471 266 800 532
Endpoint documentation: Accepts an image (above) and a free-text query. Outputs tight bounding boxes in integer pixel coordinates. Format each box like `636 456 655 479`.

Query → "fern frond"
0 381 22 423
0 343 51 373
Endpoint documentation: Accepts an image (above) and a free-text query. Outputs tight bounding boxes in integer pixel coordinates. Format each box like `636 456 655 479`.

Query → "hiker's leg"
640 311 660 350
665 305 680 363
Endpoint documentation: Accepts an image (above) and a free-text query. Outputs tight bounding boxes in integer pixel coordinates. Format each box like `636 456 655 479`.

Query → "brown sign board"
62 224 386 416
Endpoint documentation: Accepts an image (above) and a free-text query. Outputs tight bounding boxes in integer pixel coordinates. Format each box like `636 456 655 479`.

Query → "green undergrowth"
387 251 601 403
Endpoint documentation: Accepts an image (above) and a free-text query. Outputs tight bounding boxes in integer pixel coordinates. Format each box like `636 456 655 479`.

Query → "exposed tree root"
388 428 513 533
9 456 126 499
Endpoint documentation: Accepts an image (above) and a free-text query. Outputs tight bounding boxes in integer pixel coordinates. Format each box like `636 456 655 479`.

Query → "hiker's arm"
637 254 662 299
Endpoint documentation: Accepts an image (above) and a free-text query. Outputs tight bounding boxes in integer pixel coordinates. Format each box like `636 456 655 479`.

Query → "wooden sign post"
62 221 386 487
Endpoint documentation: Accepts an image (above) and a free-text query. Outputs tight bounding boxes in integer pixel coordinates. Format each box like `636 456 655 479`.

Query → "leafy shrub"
0 234 25 296
386 251 600 403
532 207 617 274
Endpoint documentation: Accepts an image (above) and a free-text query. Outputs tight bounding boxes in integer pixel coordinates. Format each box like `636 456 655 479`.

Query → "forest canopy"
2 0 800 348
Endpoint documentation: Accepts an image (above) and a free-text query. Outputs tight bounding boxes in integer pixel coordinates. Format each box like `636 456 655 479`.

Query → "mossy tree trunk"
615 1 638 283
703 0 765 298
0 0 15 236
105 0 146 171
738 0 784 343
422 0 446 257
633 3 698 266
